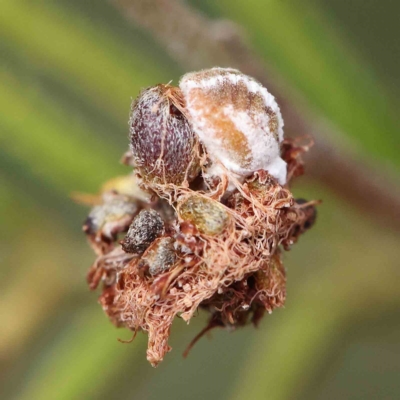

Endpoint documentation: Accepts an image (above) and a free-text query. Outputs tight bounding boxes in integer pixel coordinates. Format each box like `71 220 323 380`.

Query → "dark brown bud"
121 209 164 254
121 210 164 254
129 84 201 185
139 237 177 276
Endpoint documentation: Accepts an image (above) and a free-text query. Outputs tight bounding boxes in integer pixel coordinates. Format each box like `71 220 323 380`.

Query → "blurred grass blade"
17 308 143 400
0 67 125 192
0 0 178 121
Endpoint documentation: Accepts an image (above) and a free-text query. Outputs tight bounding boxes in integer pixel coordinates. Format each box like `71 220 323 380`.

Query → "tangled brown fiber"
81 68 318 366
83 136 317 366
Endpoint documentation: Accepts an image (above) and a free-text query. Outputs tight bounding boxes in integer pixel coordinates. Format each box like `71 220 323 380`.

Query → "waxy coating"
179 67 287 185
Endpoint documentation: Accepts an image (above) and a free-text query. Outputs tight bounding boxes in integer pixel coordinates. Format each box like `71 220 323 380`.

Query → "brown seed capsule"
178 195 230 235
129 84 201 185
179 68 286 186
139 237 177 276
121 209 164 254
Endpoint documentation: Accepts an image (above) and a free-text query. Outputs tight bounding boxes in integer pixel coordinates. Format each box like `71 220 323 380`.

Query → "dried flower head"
81 67 319 367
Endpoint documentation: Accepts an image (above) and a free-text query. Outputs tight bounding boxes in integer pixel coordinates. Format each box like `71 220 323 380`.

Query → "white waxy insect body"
179 68 287 186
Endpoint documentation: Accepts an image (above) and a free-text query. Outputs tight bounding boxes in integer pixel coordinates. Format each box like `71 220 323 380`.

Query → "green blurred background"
1 1 399 399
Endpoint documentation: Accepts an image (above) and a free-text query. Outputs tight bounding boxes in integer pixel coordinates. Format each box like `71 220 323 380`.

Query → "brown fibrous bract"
81 79 318 367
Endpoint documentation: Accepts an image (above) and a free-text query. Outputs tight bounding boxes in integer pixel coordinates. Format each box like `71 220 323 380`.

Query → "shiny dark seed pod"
129 84 201 185
121 209 165 254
